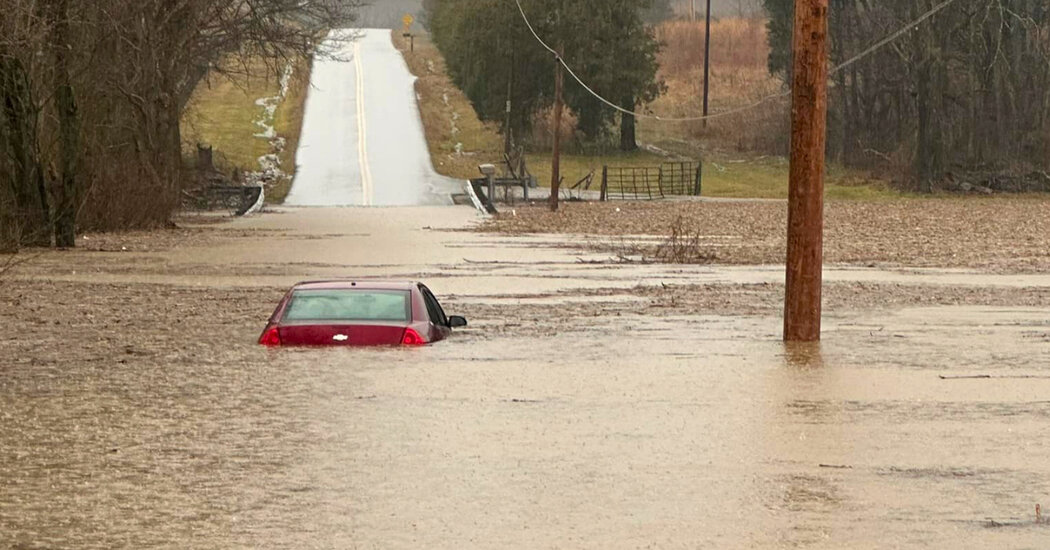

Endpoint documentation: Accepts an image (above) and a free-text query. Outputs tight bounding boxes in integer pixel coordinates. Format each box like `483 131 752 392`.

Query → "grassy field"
181 60 310 203
522 150 899 200
182 74 271 168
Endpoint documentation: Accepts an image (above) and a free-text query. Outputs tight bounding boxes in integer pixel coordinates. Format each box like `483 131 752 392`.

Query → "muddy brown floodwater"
2 206 1050 549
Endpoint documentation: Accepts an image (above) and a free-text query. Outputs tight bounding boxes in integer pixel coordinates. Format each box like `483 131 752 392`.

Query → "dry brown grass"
641 18 788 155
656 18 768 74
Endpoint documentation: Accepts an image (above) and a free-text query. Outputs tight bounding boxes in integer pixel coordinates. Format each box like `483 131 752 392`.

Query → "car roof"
292 280 419 291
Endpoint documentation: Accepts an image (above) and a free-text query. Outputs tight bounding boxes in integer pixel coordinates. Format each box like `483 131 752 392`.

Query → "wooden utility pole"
784 0 829 342
504 58 514 158
702 0 712 128
549 45 564 212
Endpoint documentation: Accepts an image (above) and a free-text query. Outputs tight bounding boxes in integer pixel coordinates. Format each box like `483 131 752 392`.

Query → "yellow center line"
354 40 373 206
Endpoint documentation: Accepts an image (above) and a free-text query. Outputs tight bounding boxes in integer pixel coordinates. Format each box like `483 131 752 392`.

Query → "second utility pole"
549 43 564 212
505 53 514 158
784 0 829 342
702 0 712 127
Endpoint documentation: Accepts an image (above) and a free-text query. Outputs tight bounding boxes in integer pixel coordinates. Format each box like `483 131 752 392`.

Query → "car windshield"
282 289 410 322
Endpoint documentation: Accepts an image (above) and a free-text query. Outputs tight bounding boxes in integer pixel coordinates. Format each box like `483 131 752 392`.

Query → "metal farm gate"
599 161 702 201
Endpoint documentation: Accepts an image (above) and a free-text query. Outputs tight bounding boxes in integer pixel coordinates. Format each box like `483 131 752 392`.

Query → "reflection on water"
783 341 825 370
3 304 1050 548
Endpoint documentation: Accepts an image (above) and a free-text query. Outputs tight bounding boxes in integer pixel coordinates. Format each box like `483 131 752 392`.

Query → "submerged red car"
258 280 467 347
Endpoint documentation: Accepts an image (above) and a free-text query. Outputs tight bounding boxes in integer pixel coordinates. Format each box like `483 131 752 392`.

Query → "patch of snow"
246 64 295 189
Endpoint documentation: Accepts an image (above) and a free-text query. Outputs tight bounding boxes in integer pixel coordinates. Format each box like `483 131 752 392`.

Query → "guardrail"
182 185 264 216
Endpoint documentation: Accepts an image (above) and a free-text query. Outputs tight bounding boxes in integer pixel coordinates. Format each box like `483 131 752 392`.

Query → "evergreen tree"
564 0 664 150
427 0 663 151
762 0 792 78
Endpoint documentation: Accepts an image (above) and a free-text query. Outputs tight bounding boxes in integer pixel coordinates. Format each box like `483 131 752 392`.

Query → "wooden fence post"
600 165 608 201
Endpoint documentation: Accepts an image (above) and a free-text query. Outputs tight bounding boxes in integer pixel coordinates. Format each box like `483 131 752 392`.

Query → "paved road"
285 29 461 207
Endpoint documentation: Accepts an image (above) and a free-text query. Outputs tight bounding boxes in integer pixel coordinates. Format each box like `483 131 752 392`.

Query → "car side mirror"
448 315 468 328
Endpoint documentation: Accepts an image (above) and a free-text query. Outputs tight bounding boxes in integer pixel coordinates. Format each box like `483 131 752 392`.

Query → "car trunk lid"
278 323 406 347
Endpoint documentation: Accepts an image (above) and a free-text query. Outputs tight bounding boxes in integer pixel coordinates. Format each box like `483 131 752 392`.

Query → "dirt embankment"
480 198 1050 272
393 32 502 180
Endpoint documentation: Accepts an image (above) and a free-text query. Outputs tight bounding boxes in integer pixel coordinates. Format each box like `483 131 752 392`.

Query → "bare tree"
0 0 361 251
770 0 1050 189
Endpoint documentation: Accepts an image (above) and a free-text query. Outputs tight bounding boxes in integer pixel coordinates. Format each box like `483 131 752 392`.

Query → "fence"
600 161 702 201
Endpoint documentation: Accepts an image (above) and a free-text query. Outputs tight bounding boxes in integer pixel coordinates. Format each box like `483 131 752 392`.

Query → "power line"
512 0 965 123
832 0 961 74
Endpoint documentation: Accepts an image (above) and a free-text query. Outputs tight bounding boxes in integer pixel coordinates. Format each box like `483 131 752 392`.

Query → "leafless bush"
651 216 718 264
0 248 42 288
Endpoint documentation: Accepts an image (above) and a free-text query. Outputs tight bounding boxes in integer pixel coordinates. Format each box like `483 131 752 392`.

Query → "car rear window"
282 289 411 322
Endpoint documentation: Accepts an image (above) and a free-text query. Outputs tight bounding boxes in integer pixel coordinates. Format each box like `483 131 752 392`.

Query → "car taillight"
401 328 425 346
260 327 281 347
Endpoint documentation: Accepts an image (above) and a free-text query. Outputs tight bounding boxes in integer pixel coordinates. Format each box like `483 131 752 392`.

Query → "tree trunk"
0 130 18 252
0 188 17 253
1 57 50 246
619 95 637 152
54 83 78 247
148 79 185 223
913 1 947 194
916 59 933 193
53 0 79 248
0 54 19 252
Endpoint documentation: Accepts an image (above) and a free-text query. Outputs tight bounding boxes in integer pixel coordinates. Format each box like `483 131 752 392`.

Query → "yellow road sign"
402 14 414 29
